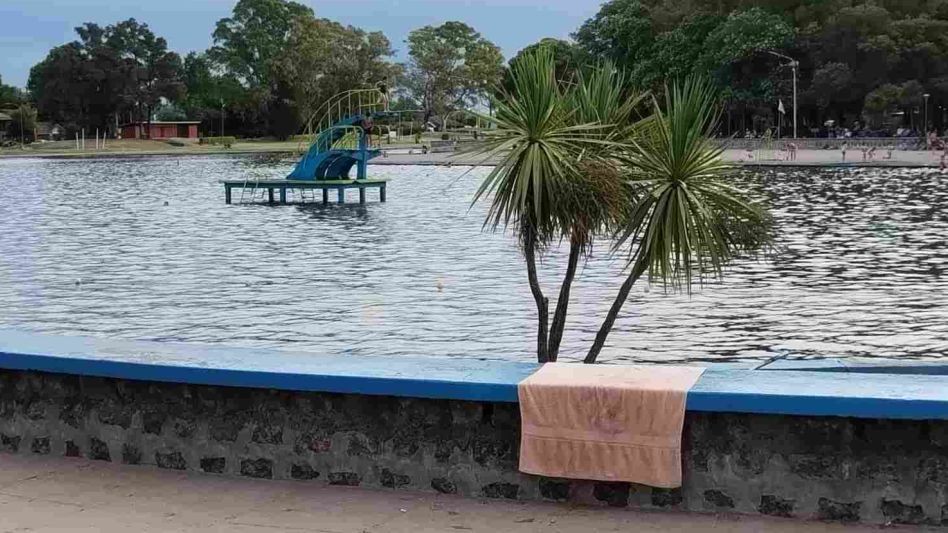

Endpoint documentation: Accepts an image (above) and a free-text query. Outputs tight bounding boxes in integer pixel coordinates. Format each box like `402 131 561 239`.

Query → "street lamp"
767 51 798 139
18 105 24 149
923 93 931 134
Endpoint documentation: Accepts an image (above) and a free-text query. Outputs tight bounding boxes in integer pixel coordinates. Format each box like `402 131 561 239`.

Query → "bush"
199 136 237 148
165 139 186 147
441 133 450 140
287 134 316 144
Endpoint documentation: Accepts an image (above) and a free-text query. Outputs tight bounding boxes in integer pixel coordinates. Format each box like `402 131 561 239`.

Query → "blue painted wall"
1 329 947 420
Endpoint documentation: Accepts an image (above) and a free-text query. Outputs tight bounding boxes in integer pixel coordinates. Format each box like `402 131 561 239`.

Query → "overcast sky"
0 0 604 88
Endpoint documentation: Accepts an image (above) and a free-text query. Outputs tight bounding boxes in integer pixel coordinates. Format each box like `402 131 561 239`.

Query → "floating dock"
221 179 387 205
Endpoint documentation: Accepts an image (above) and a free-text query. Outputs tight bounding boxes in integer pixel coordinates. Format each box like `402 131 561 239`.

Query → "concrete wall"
1 368 946 526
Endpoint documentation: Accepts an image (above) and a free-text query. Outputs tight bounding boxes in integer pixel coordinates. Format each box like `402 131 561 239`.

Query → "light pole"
18 105 24 149
923 93 931 134
767 51 798 139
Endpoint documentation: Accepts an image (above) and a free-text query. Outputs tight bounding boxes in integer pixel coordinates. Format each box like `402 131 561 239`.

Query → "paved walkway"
371 149 948 168
3 144 946 168
0 454 897 532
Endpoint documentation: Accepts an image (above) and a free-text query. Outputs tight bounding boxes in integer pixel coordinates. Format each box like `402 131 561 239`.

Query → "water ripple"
0 157 946 363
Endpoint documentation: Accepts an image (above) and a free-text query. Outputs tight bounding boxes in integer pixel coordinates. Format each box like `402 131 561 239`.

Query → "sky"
0 0 605 88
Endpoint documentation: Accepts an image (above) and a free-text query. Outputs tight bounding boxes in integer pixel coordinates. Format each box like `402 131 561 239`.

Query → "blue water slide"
287 114 382 181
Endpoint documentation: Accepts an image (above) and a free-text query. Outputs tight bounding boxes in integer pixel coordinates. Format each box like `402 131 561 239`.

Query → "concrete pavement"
0 454 904 532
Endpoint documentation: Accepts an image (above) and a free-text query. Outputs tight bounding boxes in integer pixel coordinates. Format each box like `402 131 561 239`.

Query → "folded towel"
518 363 705 488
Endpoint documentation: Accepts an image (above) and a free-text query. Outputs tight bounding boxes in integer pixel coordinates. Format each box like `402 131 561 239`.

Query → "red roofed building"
120 121 200 140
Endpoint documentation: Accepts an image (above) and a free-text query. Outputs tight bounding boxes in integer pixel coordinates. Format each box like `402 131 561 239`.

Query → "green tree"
100 19 185 136
181 52 249 137
406 21 503 124
5 105 38 144
28 19 183 136
209 0 313 91
273 17 399 130
0 75 24 107
505 38 586 90
29 42 101 132
572 0 948 134
208 0 315 136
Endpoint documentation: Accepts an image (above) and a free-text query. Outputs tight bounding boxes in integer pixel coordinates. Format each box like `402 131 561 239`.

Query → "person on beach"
868 146 876 161
841 142 848 162
861 146 868 162
788 142 798 161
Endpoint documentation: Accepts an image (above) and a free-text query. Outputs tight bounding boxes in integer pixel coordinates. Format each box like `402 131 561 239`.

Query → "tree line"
8 0 504 140
563 0 948 136
7 0 948 140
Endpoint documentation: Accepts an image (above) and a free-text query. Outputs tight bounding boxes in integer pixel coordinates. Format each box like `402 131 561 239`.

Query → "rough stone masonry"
1 368 947 526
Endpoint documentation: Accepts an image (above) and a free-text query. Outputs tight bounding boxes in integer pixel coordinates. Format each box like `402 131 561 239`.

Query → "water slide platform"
220 179 387 205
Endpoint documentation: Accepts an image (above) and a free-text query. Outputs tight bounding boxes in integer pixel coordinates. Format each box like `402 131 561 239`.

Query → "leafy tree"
209 0 313 91
154 102 187 121
3 105 37 144
505 38 586 90
103 19 185 134
273 17 399 131
28 19 183 136
406 21 503 124
181 52 249 137
208 0 316 136
0 75 24 107
572 0 948 134
29 42 104 132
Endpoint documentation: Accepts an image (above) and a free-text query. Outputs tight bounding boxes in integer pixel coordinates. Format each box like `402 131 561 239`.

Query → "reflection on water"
0 156 946 363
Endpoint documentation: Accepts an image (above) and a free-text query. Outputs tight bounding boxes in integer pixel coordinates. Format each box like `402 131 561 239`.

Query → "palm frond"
618 76 772 292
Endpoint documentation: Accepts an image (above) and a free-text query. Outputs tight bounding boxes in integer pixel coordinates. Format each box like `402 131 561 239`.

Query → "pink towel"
518 363 705 488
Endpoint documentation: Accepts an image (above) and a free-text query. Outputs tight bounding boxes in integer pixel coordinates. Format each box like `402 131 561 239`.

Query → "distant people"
376 82 390 111
868 146 876 161
841 142 848 162
885 146 893 160
788 142 798 161
861 146 868 162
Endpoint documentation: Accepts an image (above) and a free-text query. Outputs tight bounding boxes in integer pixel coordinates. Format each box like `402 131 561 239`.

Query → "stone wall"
1 368 946 526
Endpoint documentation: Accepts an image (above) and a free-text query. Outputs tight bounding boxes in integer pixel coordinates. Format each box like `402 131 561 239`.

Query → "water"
1 155 947 363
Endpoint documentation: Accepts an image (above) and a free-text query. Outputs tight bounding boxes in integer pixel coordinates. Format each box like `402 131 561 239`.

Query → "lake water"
1 155 946 364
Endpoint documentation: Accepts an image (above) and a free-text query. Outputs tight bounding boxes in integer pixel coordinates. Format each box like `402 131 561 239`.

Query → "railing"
716 137 927 151
303 89 385 137
296 125 365 164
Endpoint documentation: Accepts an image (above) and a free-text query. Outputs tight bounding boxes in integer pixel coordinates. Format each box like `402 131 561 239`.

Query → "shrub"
199 136 237 148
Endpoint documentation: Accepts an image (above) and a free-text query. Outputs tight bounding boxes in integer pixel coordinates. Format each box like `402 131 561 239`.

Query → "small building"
34 122 63 141
0 112 11 141
120 121 200 140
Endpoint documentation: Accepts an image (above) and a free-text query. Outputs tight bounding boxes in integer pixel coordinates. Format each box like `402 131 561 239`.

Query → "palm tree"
472 50 771 365
469 50 634 363
584 77 772 363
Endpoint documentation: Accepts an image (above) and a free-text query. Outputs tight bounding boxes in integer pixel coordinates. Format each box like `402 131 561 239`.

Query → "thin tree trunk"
547 237 581 362
524 229 549 363
584 260 649 364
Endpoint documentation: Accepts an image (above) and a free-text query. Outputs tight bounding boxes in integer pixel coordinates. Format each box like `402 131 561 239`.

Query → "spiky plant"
469 50 634 362
584 77 773 363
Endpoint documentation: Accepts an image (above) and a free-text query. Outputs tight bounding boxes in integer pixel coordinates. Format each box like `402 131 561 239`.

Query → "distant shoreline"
0 146 944 169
